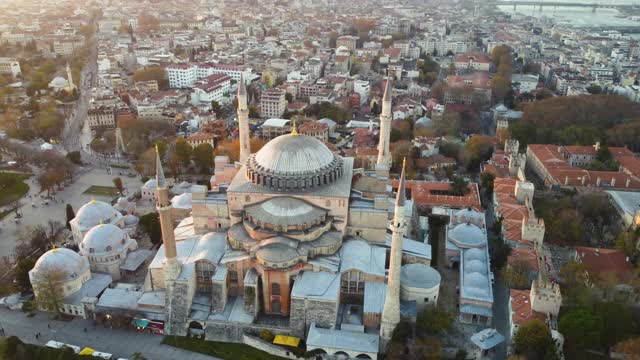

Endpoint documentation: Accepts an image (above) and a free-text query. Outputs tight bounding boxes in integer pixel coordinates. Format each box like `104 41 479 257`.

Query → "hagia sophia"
27 79 453 358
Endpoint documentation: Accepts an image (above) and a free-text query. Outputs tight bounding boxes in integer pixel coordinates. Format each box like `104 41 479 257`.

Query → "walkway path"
0 308 220 360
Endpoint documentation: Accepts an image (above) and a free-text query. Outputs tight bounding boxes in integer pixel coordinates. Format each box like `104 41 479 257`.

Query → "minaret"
155 146 179 282
376 79 393 176
237 74 251 164
380 159 407 341
66 62 75 92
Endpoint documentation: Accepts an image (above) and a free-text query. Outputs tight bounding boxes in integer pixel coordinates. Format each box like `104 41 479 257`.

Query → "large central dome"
246 134 343 192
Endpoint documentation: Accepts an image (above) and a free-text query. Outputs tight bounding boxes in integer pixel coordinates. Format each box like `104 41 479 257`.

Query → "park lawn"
83 185 120 197
0 172 30 207
162 336 288 360
0 208 13 220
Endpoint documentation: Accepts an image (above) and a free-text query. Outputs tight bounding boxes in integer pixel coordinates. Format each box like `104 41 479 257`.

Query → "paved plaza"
0 308 220 360
0 167 146 258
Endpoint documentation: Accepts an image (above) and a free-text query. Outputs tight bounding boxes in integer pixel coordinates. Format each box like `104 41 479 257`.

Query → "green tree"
14 258 35 292
132 66 165 82
32 265 67 314
210 100 223 117
174 137 192 168
416 307 453 335
450 176 468 196
480 171 495 196
513 319 556 359
595 301 634 350
285 92 293 103
139 212 162 245
112 177 124 195
192 143 214 174
559 308 602 353
391 321 412 343
65 204 75 230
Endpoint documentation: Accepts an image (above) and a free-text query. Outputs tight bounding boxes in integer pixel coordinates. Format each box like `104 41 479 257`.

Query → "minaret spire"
237 73 251 164
155 144 178 278
380 158 407 341
155 144 166 189
376 79 393 177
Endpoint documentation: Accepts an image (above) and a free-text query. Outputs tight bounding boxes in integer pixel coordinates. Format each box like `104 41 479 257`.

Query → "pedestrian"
47 324 50 329
84 327 87 333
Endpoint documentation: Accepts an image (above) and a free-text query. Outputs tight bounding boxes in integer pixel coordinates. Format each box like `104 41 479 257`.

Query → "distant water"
497 2 640 28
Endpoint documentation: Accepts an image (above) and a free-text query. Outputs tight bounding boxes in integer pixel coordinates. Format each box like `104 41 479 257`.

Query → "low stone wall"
204 320 293 343
242 334 299 359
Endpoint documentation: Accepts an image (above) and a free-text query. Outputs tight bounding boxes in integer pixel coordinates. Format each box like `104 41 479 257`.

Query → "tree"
111 177 124 195
502 258 532 289
14 257 35 292
137 14 160 33
612 337 640 359
285 92 293 103
490 235 512 271
416 307 453 335
491 45 511 67
559 308 602 354
595 301 634 350
65 151 81 165
132 352 148 360
32 265 67 314
513 319 556 359
139 212 162 245
492 75 511 102
192 143 214 174
450 176 468 196
391 321 412 343
210 100 223 117
174 137 192 168
65 204 75 230
480 172 495 196
132 66 165 83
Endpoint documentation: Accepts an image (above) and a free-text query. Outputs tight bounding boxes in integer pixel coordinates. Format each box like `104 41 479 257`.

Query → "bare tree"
32 264 68 314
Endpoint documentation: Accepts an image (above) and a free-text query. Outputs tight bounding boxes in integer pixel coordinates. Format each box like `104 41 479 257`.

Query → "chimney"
626 178 631 188
596 177 601 187
564 176 569 186
594 141 601 151
581 176 586 186
595 248 600 256
611 177 616 187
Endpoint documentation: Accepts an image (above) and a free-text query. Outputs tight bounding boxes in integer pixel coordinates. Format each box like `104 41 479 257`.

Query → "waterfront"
497 2 640 28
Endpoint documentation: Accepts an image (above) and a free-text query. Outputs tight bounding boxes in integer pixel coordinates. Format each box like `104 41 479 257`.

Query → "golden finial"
291 119 298 136
155 143 159 154
402 157 406 167
52 244 58 253
90 196 96 204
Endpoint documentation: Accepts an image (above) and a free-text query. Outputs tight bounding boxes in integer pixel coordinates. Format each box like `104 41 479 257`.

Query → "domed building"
141 179 157 201
400 263 441 310
130 79 432 357
29 248 111 318
79 224 138 280
69 199 124 244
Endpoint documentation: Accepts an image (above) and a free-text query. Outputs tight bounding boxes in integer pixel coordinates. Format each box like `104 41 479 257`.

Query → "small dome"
414 117 433 128
31 248 88 283
75 200 119 228
123 214 138 226
171 193 192 209
449 223 485 247
464 248 485 262
401 263 441 289
455 207 481 222
464 259 487 274
178 181 191 188
49 76 69 88
117 197 128 205
143 179 157 189
464 272 489 290
81 224 127 254
495 104 508 112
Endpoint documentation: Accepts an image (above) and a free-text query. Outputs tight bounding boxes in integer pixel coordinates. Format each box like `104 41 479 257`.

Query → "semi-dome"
464 248 485 262
246 134 343 192
414 117 433 128
142 179 157 189
123 214 138 226
464 259 487 274
171 193 193 209
245 197 327 229
449 223 485 248
81 224 127 255
75 200 120 228
31 248 89 283
401 263 441 289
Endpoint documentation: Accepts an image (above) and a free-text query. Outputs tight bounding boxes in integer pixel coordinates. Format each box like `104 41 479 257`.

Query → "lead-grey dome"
401 263 441 289
449 223 485 248
31 248 89 283
81 224 127 255
246 134 343 192
75 200 120 229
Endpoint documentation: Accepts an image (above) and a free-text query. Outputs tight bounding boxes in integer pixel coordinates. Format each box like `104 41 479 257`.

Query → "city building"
260 89 287 118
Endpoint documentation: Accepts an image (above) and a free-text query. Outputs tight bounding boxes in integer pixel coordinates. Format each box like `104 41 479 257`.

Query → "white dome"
178 181 191 188
254 134 336 175
117 197 128 205
464 259 487 274
464 272 489 290
171 193 192 209
81 224 126 255
75 200 120 228
31 248 88 283
123 214 138 226
455 208 481 222
401 263 441 289
415 117 433 128
495 104 508 112
49 76 69 88
449 223 485 247
143 179 157 189
464 248 485 262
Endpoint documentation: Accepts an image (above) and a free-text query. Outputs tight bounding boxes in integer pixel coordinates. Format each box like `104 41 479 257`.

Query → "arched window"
340 270 365 294
106 246 112 252
89 248 95 254
195 260 216 294
271 283 281 296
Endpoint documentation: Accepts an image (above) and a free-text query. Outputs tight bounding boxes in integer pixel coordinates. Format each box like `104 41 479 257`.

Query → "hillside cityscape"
1 0 640 359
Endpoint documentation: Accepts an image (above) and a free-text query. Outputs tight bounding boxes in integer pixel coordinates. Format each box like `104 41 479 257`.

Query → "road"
0 308 220 360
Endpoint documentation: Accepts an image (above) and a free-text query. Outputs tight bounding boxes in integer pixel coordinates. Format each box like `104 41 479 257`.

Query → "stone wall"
204 320 293 343
211 279 227 313
289 297 338 338
167 280 191 336
242 334 299 359
243 284 257 315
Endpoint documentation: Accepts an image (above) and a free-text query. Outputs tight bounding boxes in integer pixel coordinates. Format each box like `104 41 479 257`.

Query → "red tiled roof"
388 180 482 210
575 246 634 282
510 289 546 325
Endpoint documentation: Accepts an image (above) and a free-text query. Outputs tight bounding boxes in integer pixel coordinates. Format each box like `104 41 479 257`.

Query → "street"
0 308 220 360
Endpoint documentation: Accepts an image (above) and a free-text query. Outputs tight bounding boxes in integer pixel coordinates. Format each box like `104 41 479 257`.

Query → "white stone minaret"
237 74 251 164
376 79 392 176
66 62 76 92
380 159 407 341
155 146 180 283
